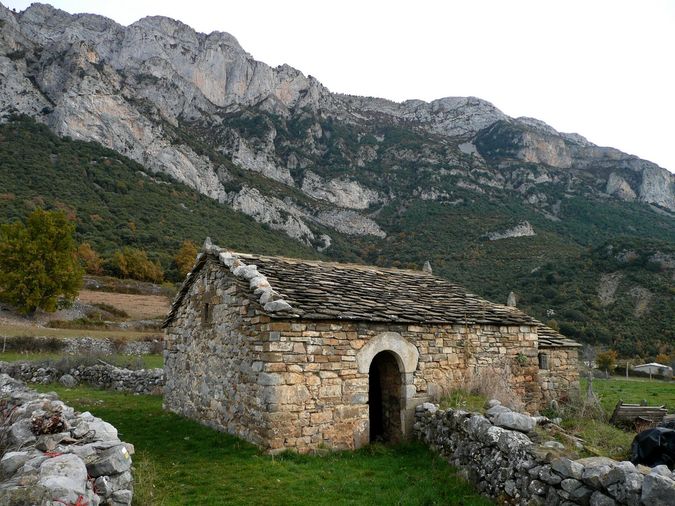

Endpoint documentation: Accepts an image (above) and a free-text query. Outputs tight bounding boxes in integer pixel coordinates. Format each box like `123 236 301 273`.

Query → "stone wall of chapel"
163 259 269 446
537 347 580 406
164 263 577 453
256 320 543 452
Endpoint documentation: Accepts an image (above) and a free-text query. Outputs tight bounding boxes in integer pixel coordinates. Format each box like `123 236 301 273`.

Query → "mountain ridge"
2 0 673 243
0 2 673 355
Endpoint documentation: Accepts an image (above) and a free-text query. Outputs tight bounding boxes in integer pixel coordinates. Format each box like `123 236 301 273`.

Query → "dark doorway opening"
368 351 402 443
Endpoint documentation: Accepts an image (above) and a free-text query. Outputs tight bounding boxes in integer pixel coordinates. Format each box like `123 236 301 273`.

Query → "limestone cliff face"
475 120 675 211
0 1 673 250
486 221 536 241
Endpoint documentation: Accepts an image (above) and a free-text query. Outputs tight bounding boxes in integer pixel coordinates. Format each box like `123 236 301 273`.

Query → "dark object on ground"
660 415 675 430
630 427 675 469
610 400 667 428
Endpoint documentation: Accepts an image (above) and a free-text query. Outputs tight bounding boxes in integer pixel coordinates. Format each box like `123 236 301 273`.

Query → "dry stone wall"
0 361 164 394
0 374 134 505
415 403 675 506
1 335 161 356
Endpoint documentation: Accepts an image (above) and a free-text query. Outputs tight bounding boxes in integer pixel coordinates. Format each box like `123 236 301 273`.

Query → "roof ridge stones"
203 237 294 314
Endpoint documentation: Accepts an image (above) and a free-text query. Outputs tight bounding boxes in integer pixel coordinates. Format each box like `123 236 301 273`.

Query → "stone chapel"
162 240 579 453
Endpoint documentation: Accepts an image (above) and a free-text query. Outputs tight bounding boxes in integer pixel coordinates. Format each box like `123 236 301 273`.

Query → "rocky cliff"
1 2 674 356
1 2 673 248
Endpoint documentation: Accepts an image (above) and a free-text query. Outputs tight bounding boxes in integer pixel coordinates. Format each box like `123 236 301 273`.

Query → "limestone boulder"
85 444 132 477
58 374 78 388
551 457 583 480
38 454 90 505
492 411 535 433
641 472 675 506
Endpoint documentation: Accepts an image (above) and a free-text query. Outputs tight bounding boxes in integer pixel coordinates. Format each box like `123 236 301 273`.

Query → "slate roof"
235 253 534 325
163 243 579 349
536 324 582 348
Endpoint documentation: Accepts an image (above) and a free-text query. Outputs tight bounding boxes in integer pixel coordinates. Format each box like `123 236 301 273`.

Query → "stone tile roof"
163 241 579 349
536 324 582 348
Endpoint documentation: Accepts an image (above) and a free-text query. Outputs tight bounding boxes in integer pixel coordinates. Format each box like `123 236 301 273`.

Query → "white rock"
0 451 30 477
264 300 293 312
87 419 119 442
38 454 88 504
493 411 535 432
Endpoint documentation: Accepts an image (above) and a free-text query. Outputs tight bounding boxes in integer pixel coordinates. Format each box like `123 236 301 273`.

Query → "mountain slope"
0 2 673 355
0 117 320 276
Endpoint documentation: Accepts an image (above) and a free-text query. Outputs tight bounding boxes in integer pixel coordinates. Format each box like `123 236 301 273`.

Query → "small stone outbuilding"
163 240 580 453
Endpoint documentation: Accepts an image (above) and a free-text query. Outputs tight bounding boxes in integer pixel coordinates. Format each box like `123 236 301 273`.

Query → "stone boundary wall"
0 361 164 394
2 335 162 355
414 403 675 505
0 374 134 505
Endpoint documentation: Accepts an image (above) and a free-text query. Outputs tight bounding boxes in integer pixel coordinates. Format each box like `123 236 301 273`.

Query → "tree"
109 247 163 283
0 209 83 313
655 353 670 365
174 240 198 278
77 242 103 275
596 350 618 376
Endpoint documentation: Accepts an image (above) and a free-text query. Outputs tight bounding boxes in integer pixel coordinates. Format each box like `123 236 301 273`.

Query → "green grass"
0 352 163 369
583 376 675 414
560 418 634 461
36 386 491 506
439 389 487 413
554 376 675 460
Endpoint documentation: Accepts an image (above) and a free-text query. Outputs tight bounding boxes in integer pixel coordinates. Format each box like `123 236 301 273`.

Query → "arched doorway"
368 351 402 443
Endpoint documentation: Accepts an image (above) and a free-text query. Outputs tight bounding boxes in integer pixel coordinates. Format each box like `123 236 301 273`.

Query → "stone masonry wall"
538 347 579 406
0 374 135 505
256 319 542 452
163 258 270 446
415 403 675 505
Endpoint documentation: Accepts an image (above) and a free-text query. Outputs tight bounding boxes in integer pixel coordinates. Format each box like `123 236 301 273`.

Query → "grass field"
37 386 491 506
78 290 171 320
560 376 675 460
583 376 675 414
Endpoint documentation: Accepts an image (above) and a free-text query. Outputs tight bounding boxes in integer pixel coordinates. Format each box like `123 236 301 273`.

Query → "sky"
5 0 675 172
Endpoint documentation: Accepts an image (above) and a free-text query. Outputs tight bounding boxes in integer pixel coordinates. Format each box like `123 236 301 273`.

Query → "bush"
109 247 164 283
0 209 83 313
77 242 103 275
597 350 618 374
460 360 525 411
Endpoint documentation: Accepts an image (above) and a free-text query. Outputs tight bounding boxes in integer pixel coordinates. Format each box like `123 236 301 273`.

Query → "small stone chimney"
422 261 432 274
507 291 517 307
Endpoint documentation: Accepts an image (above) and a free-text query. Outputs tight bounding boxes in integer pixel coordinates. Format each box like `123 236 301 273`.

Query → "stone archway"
356 332 420 442
368 350 402 442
